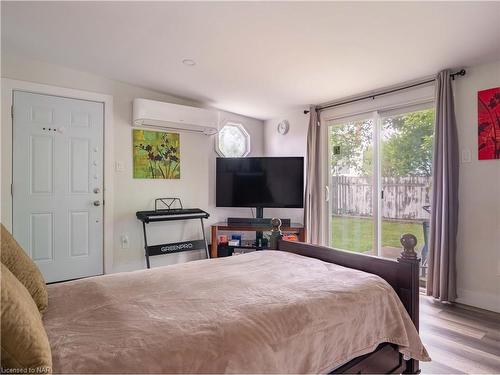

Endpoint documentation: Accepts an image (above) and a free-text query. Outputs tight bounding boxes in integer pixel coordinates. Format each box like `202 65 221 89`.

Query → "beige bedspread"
44 250 430 373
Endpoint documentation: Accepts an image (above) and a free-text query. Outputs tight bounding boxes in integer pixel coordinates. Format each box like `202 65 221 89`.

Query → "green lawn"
331 216 425 253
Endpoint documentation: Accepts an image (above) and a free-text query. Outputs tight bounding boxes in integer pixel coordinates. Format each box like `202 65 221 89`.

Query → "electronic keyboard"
136 198 211 268
136 208 209 223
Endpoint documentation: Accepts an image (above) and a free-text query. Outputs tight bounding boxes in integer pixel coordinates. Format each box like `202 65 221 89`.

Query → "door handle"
93 200 101 207
325 185 330 202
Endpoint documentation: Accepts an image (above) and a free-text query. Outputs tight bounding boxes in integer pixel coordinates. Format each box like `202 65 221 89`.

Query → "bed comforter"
44 250 430 373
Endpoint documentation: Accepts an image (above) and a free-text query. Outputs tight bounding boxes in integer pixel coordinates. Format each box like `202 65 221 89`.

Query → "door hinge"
381 190 384 199
11 183 13 197
11 105 14 120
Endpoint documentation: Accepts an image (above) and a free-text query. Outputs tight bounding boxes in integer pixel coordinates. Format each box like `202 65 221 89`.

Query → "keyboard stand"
136 198 210 268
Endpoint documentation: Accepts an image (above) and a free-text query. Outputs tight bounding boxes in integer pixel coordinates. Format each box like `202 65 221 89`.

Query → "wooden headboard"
274 234 421 374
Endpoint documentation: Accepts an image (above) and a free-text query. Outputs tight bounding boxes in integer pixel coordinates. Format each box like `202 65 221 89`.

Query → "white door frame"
1 78 114 274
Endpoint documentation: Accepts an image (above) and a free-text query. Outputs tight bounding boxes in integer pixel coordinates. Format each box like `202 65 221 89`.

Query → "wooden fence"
331 176 431 220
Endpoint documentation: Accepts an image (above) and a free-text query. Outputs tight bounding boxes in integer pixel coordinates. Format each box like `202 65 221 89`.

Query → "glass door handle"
325 185 330 202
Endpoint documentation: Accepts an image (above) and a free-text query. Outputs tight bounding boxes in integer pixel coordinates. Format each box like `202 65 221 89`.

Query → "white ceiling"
2 2 500 120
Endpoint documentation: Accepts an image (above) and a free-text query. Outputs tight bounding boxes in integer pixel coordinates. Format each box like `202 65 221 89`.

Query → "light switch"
461 149 472 163
120 234 129 249
115 161 125 172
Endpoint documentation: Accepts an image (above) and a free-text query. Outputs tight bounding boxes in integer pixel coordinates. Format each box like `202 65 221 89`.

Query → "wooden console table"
210 222 306 258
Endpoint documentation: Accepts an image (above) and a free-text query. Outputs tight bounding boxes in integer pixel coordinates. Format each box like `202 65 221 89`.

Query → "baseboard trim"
456 288 500 314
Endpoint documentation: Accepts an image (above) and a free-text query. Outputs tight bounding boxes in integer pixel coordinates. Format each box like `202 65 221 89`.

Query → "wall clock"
277 120 290 135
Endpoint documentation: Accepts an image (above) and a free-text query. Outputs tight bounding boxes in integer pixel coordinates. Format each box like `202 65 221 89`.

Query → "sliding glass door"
328 116 376 254
327 106 434 265
380 108 434 263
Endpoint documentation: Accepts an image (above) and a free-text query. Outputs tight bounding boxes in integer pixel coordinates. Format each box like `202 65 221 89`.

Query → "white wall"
1 54 264 272
453 60 500 313
264 110 309 223
264 61 500 312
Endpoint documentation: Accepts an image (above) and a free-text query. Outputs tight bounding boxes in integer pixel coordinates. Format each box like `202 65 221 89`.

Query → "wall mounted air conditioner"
132 98 219 135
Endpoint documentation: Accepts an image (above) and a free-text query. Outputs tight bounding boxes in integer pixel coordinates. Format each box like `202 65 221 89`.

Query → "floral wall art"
478 86 500 160
133 129 180 179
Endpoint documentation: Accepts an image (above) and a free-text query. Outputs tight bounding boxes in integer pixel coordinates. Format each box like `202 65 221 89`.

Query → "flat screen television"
216 157 304 212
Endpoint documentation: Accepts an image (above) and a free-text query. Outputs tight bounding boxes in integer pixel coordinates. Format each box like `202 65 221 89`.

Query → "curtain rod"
304 69 466 114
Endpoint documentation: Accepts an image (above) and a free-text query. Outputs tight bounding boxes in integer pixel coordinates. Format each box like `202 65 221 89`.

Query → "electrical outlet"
120 234 129 249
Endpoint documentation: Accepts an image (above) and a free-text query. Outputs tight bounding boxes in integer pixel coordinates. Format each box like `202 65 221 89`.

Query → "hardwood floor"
419 295 500 374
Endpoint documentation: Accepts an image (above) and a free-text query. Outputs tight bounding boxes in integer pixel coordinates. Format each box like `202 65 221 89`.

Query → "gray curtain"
427 70 459 302
304 106 322 244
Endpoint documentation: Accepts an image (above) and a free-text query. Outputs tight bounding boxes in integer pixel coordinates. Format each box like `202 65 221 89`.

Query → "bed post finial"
398 233 421 374
399 233 418 261
269 218 282 250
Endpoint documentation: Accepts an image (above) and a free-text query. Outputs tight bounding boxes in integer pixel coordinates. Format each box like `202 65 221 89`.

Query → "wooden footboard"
272 228 421 374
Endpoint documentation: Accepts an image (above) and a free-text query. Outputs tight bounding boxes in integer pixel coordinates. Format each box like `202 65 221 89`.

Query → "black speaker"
227 217 291 227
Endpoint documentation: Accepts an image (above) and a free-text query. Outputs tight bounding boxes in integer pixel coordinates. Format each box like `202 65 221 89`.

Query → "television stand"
210 221 306 258
226 209 294 249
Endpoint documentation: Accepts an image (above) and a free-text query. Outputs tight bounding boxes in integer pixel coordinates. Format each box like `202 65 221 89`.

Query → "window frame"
319 82 435 249
215 121 251 158
325 103 435 255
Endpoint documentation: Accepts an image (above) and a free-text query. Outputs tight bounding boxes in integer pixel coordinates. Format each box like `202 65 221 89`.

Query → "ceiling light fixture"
182 58 196 66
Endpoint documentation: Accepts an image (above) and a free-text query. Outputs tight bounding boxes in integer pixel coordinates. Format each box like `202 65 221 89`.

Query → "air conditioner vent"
132 98 219 135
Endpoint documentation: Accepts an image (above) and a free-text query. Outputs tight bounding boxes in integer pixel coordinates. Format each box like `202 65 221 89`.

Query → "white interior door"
12 91 104 282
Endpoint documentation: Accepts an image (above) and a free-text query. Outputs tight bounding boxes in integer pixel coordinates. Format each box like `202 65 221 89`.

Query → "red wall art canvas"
478 86 500 160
